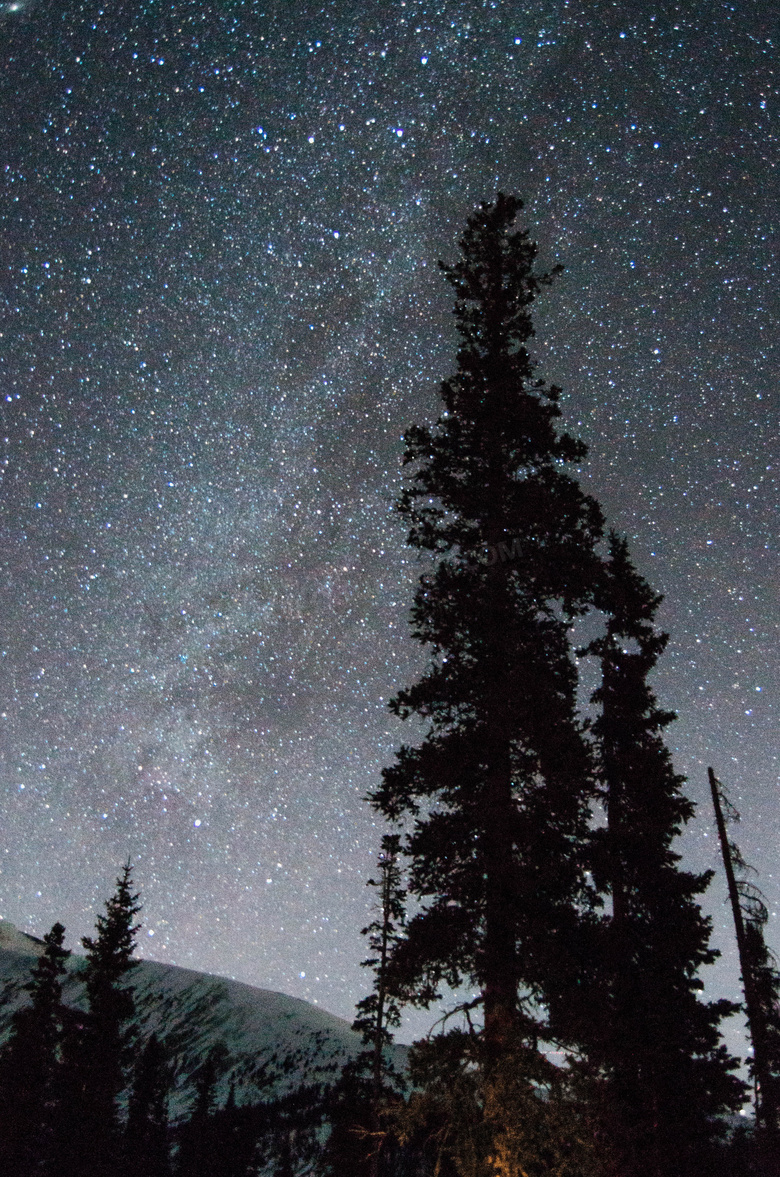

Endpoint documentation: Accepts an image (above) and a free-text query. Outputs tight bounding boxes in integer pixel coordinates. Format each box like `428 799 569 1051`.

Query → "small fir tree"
126 1033 171 1177
322 1064 376 1177
743 913 780 1169
710 770 780 1165
353 834 405 1103
584 538 744 1177
324 835 406 1176
78 860 142 1177
177 1049 219 1177
0 921 70 1177
54 1004 95 1177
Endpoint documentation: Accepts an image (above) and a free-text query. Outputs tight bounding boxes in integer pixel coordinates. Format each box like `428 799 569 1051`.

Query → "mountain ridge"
0 920 404 1122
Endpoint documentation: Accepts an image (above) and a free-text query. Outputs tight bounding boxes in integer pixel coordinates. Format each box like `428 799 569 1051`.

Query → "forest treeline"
2 195 780 1176
0 864 334 1176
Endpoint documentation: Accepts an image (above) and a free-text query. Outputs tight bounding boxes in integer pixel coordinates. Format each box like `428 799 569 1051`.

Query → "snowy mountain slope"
0 920 406 1121
0 919 46 956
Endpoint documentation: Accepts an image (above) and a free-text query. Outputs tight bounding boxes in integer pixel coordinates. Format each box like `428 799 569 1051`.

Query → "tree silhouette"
322 834 407 1177
0 922 70 1177
177 1049 219 1177
78 860 142 1177
126 1033 171 1176
582 538 743 1177
371 193 604 1061
710 768 780 1171
356 835 405 1126
372 194 744 1174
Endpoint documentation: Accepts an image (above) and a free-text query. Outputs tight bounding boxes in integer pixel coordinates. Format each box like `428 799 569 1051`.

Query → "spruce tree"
743 915 780 1173
177 1050 219 1177
710 769 780 1167
371 193 604 1060
0 922 70 1177
372 194 744 1174
126 1034 171 1177
584 538 744 1177
324 836 406 1177
353 835 405 1106
77 860 142 1177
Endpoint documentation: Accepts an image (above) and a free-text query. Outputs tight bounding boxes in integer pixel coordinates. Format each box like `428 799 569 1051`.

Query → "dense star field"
0 0 777 1042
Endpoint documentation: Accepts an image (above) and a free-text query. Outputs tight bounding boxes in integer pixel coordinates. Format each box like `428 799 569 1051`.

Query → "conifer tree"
584 538 743 1177
321 1065 374 1177
54 1006 94 1177
372 194 745 1175
323 836 406 1177
353 834 405 1106
126 1033 171 1177
709 769 780 1165
371 193 604 1061
743 914 780 1170
177 1050 219 1177
209 1083 260 1177
78 860 142 1177
0 922 70 1177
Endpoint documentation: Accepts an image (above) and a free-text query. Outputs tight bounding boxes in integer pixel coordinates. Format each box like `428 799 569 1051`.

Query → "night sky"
0 0 778 1049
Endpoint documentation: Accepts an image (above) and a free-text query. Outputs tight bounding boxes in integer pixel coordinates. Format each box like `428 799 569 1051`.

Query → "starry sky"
0 0 778 1049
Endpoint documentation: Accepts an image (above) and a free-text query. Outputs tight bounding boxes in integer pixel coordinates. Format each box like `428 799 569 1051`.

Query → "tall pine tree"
710 769 780 1168
75 860 142 1177
0 922 70 1177
324 835 405 1177
353 833 405 1109
583 537 743 1177
371 193 604 1061
373 194 743 1173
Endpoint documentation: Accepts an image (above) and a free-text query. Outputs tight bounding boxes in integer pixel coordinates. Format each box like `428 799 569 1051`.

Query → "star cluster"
0 0 778 1041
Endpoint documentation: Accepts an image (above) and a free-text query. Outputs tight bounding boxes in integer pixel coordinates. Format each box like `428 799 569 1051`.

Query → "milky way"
0 0 777 1047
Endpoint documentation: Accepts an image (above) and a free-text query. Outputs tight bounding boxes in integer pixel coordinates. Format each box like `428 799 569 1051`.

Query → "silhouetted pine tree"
709 770 780 1170
371 193 604 1061
354 835 405 1090
54 1003 94 1177
584 537 744 1177
0 922 70 1177
744 916 780 1172
324 837 405 1176
322 1063 375 1177
77 860 142 1177
177 1051 219 1177
205 1083 263 1177
355 834 406 1173
125 1034 171 1177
